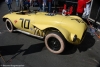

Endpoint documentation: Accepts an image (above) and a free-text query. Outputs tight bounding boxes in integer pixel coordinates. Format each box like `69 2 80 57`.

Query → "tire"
45 32 65 54
5 19 14 33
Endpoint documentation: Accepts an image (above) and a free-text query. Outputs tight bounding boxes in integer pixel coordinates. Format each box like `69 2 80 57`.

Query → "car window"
16 12 26 15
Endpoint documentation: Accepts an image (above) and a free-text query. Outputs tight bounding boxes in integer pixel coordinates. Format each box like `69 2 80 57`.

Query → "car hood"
35 12 66 22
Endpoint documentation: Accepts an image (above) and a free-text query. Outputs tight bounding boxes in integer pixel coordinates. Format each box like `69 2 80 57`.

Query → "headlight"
73 35 77 42
70 34 77 42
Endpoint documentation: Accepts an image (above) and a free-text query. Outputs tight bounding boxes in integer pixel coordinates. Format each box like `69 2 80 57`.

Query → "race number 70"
20 18 30 29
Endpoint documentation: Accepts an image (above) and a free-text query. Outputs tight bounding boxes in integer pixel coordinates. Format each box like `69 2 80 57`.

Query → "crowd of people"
5 0 91 18
60 0 91 18
5 0 54 13
76 0 91 18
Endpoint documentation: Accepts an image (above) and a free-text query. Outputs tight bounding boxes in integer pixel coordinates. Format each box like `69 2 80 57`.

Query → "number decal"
71 19 84 23
24 19 30 29
20 18 24 28
20 18 30 29
20 18 45 37
34 26 44 37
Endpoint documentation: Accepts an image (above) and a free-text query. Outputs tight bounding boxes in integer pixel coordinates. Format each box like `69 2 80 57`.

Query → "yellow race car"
2 11 87 54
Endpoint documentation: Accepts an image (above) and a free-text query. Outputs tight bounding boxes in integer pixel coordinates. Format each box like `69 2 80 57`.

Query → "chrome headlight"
73 35 77 42
71 34 77 42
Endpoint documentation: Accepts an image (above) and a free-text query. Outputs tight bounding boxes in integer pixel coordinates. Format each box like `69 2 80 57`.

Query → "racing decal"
30 28 33 31
71 19 84 23
14 20 17 23
20 18 30 29
33 26 44 37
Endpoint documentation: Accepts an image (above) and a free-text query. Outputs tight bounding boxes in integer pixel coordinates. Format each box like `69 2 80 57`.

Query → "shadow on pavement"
97 62 100 67
0 0 4 6
5 43 45 63
0 45 23 56
77 32 95 52
23 43 45 55
62 32 95 55
0 43 45 63
0 0 4 3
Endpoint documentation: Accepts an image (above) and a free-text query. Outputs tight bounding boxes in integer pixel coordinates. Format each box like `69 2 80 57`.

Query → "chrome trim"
14 29 44 39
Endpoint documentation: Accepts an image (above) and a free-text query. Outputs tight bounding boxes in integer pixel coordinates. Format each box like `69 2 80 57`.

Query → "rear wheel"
45 32 65 54
5 19 15 33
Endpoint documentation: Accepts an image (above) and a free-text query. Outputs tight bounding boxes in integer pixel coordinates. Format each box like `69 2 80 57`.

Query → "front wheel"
5 19 15 33
45 32 65 54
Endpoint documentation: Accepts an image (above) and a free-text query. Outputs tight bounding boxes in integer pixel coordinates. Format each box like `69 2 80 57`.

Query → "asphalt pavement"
0 1 100 67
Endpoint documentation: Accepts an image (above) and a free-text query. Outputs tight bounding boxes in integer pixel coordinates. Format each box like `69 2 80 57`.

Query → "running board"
14 30 44 39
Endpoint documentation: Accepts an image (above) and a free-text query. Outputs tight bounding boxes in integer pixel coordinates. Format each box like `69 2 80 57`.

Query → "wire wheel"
45 32 65 54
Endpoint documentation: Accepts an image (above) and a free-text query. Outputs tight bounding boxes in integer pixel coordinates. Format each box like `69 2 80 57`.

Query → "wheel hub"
48 37 61 51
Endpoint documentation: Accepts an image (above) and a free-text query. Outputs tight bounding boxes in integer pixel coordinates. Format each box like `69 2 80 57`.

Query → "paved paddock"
0 1 100 67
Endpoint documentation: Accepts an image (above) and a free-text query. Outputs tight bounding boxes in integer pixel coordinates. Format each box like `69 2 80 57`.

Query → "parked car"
2 11 87 54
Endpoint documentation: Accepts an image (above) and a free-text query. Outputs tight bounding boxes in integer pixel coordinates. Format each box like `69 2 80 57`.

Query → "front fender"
57 26 71 42
3 14 14 22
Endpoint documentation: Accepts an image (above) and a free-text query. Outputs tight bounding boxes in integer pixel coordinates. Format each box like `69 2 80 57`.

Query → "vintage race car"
2 11 87 54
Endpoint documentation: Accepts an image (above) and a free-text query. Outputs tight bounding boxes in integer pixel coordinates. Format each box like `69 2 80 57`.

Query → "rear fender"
33 24 71 42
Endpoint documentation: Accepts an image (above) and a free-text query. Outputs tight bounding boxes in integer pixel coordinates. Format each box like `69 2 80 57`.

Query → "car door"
13 12 45 38
14 13 35 34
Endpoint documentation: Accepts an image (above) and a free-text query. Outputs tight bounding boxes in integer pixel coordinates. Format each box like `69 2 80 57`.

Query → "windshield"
16 10 38 15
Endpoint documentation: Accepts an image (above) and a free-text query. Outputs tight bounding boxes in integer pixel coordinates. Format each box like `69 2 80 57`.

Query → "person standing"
82 0 91 18
15 0 20 11
38 0 42 11
5 0 12 12
30 0 34 6
48 0 52 13
76 0 86 17
23 0 29 10
19 0 25 11
42 0 46 11
16 0 19 7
